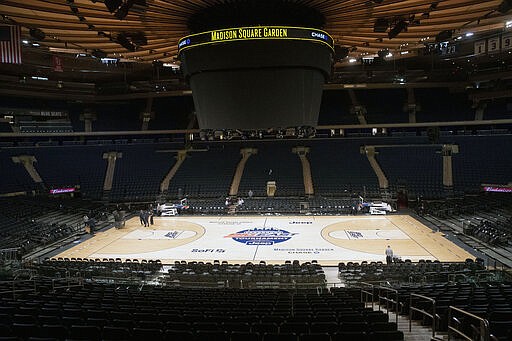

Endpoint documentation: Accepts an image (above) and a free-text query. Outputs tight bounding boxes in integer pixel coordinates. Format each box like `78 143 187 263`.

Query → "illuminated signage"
50 187 76 194
178 26 334 54
482 186 512 193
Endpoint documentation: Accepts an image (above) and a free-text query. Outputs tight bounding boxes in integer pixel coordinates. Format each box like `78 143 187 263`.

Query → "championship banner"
178 26 334 54
488 37 500 53
52 55 63 72
474 40 486 55
502 34 512 50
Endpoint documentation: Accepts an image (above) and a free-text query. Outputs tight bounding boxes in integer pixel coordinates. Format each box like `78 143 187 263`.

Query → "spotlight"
114 2 131 19
152 60 163 68
377 49 389 59
498 0 512 13
125 31 147 46
374 18 389 33
29 28 46 41
388 20 407 39
104 0 122 13
115 33 136 52
334 45 349 61
113 0 146 19
435 30 452 42
91 49 107 58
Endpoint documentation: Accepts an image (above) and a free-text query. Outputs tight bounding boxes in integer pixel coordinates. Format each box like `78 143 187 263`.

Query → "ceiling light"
377 49 389 59
104 0 122 13
163 62 180 69
31 76 48 81
349 58 357 63
465 32 474 37
374 18 389 33
506 21 512 28
91 49 107 58
435 30 452 42
100 58 118 65
334 45 349 61
498 0 512 13
29 28 46 41
388 20 408 39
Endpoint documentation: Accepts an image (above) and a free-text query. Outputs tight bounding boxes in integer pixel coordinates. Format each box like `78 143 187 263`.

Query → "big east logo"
225 228 297 245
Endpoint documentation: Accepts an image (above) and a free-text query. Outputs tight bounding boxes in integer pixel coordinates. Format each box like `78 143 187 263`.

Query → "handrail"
375 285 399 325
409 293 437 339
448 306 489 341
359 281 375 309
488 256 511 270
52 276 84 291
0 279 37 298
0 247 20 262
241 280 326 290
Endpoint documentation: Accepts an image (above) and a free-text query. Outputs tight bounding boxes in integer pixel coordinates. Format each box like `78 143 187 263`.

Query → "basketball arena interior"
1 1 512 340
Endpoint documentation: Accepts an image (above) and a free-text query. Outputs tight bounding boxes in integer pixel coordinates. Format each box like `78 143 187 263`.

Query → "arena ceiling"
0 0 512 99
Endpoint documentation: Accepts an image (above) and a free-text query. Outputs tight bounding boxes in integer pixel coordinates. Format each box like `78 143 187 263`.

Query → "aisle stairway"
388 309 447 341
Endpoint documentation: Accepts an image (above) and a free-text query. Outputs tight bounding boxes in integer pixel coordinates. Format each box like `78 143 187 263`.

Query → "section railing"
409 293 437 339
448 305 489 341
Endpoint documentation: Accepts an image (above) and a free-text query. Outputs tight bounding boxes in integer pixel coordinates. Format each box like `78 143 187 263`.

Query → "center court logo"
225 228 297 245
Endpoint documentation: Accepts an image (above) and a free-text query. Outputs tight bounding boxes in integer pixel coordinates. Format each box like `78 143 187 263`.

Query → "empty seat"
0 324 12 337
192 321 220 331
230 331 260 341
489 321 512 340
102 326 131 341
40 324 68 340
12 323 39 339
131 328 163 341
251 322 279 334
369 330 404 341
333 331 368 341
370 322 397 332
222 322 251 332
299 332 331 341
194 330 229 341
69 325 101 340
280 322 309 334
310 322 339 334
138 320 164 330
262 332 298 341
164 329 194 341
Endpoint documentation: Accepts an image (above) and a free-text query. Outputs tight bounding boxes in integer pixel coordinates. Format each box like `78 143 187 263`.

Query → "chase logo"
225 228 297 245
311 31 328 41
178 38 191 48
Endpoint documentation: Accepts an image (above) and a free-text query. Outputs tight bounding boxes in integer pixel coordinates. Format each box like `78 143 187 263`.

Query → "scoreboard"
178 26 334 54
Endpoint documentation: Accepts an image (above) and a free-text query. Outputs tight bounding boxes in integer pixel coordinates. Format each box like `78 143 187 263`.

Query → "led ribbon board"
178 26 334 54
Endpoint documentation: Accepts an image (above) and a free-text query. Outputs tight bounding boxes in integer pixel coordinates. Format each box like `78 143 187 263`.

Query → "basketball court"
55 215 474 266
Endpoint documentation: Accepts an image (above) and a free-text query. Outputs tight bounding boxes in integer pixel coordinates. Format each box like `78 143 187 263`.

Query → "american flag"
0 25 22 64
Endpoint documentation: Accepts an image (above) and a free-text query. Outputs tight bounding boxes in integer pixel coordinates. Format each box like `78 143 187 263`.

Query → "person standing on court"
149 207 154 225
385 245 394 264
139 210 144 226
